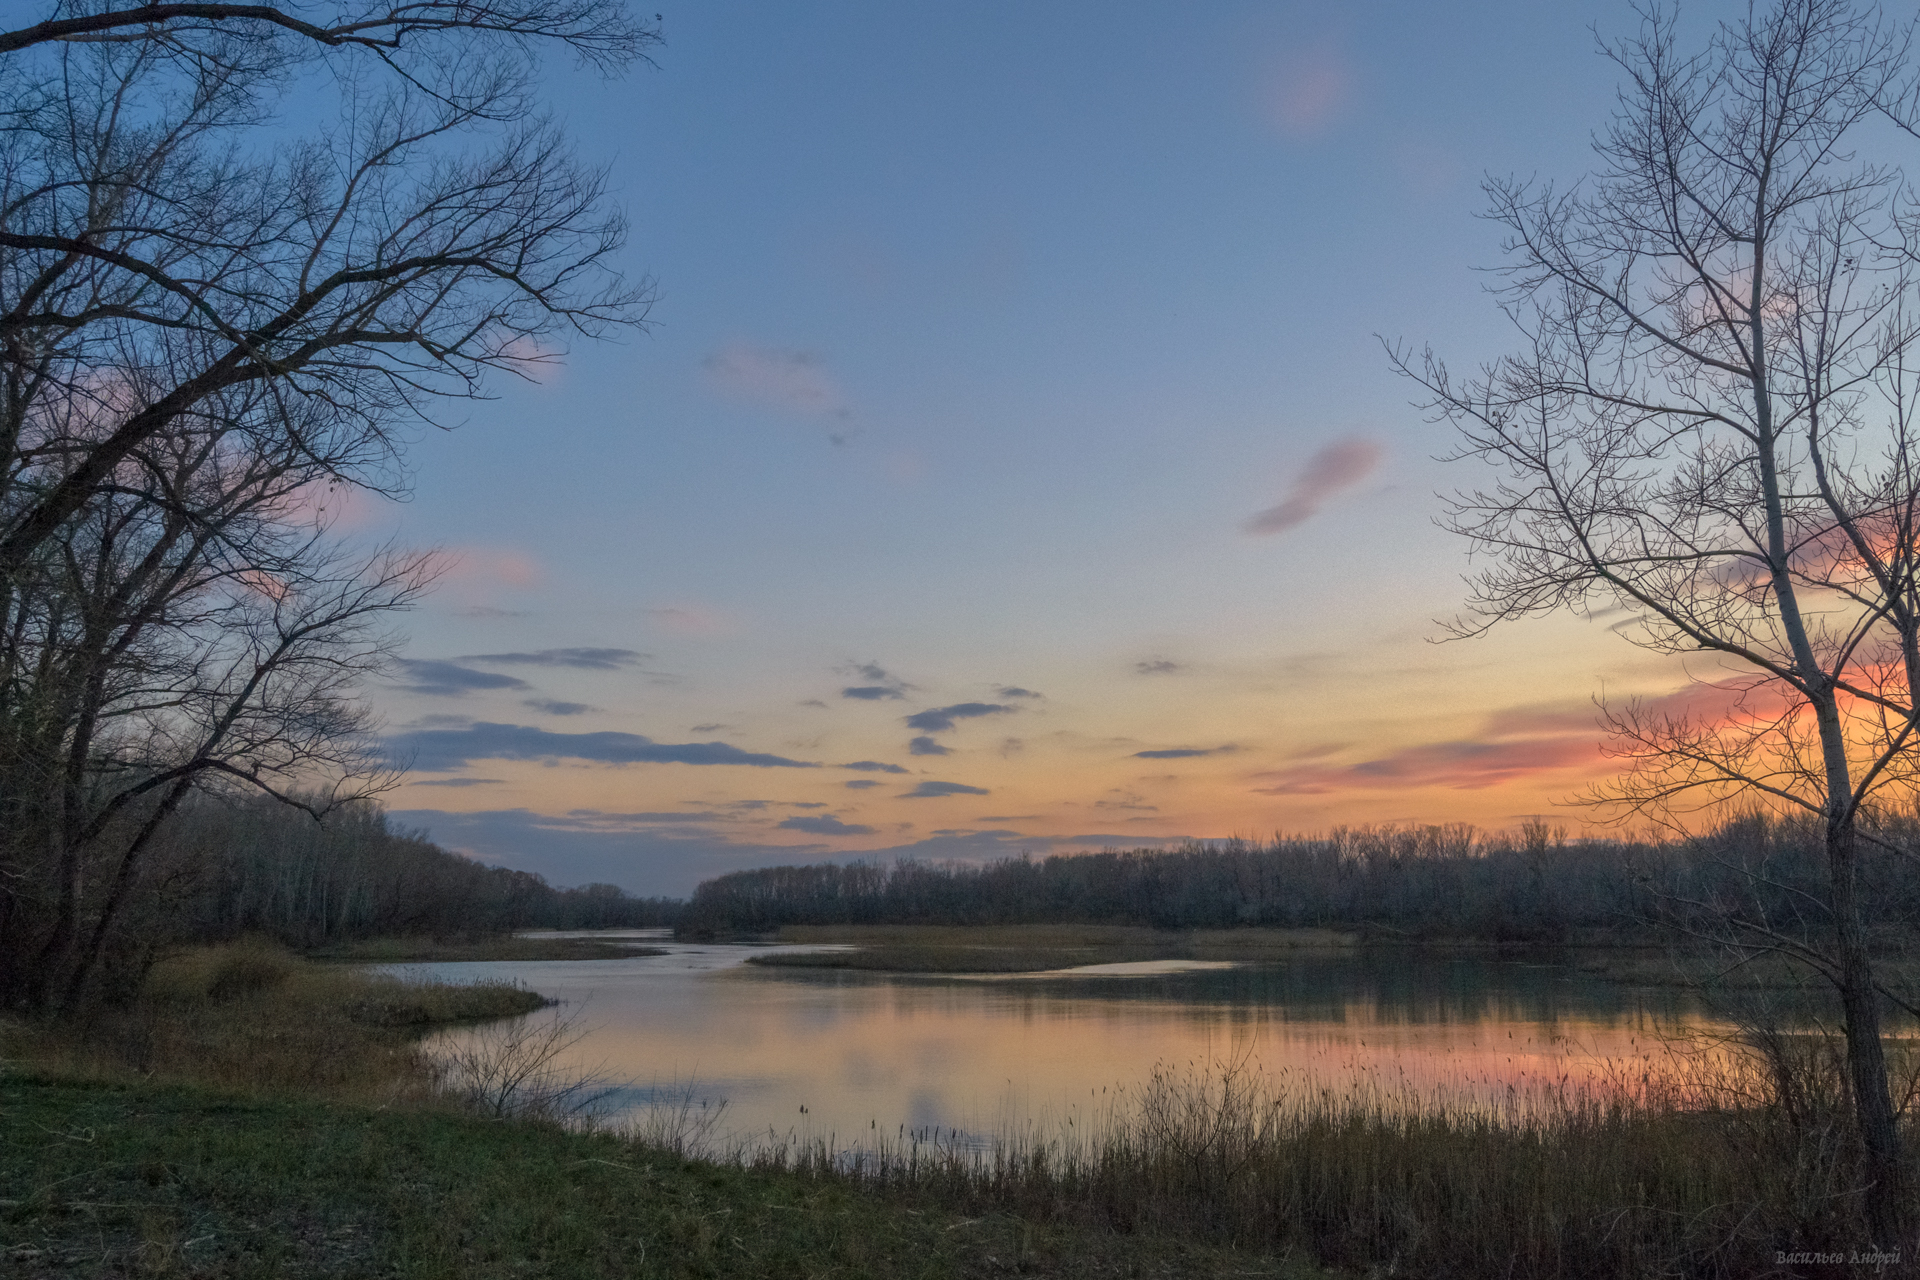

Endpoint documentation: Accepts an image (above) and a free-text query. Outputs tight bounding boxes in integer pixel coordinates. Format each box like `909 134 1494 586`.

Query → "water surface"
394 933 1716 1147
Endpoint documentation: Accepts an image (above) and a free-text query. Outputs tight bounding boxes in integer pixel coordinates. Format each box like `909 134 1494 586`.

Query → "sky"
355 0 1761 895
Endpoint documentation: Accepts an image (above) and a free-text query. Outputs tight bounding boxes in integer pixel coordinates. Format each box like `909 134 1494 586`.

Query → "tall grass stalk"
710 1040 1915 1278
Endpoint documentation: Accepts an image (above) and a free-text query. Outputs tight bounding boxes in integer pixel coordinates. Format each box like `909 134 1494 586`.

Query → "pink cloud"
646 602 735 637
1254 736 1603 795
234 568 290 602
285 479 398 534
1252 678 1810 799
1243 438 1383 534
703 342 848 418
444 548 542 589
1260 38 1351 140
497 334 565 386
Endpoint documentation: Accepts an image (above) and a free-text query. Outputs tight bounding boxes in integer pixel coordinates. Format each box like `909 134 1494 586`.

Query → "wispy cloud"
645 603 735 637
845 779 883 790
704 342 849 419
905 702 1017 733
467 648 648 670
1133 746 1235 759
1250 700 1605 794
560 809 732 826
1260 35 1351 140
407 777 505 788
839 660 912 700
1244 438 1383 534
908 736 951 756
1254 737 1600 794
445 547 542 589
778 814 877 836
1135 659 1182 676
524 699 596 716
385 723 818 772
901 780 990 798
841 760 910 774
393 659 530 697
996 686 1043 699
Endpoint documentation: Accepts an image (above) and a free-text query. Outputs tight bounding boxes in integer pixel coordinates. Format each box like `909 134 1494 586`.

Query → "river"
389 932 1720 1149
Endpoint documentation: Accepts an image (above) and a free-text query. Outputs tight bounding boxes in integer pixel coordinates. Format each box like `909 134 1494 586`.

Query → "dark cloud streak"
464 648 648 670
385 723 818 771
900 780 989 798
905 702 1016 733
393 659 531 697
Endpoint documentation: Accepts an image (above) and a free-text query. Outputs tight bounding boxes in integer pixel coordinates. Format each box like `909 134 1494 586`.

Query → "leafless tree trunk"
1395 0 1918 1244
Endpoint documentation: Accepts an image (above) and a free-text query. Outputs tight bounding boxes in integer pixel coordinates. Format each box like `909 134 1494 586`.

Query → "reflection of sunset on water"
406 945 1724 1147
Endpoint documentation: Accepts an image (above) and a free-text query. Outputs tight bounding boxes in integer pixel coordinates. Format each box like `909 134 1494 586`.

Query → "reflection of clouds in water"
404 944 1721 1150
841 1048 895 1091
907 1089 946 1132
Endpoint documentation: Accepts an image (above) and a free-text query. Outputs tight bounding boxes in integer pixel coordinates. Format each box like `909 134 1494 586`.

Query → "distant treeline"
678 816 1920 941
129 794 681 950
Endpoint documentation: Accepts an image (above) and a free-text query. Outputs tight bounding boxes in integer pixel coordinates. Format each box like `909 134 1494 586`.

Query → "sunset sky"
361 1 1754 895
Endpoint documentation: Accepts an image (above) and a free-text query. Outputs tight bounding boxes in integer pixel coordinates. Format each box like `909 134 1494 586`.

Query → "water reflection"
393 938 1719 1149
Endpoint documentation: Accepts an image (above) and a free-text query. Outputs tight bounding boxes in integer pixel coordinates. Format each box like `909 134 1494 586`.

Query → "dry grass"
760 923 1360 972
710 1038 1919 1278
775 923 1356 949
305 934 667 964
3 937 548 1103
2 940 1337 1279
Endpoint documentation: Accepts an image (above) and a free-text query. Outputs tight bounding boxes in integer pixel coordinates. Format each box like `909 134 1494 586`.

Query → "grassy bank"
0 941 1331 1279
306 934 669 965
751 924 1360 973
6 938 550 1098
8 938 1914 1277
1 1073 1331 1279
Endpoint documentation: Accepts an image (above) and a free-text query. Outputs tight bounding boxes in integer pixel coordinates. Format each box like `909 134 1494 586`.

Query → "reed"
716 1038 1916 1278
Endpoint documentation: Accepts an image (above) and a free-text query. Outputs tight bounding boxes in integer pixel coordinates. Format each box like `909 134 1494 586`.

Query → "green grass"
0 940 1337 1279
0 1073 1337 1279
9 936 1913 1277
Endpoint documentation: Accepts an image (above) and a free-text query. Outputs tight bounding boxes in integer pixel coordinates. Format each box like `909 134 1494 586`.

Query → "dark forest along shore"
392 930 1722 1149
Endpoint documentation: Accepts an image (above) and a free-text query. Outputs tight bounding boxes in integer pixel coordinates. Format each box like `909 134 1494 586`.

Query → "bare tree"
1395 0 1918 1243
0 2 656 1009
0 371 441 1010
0 1 655 581
0 2 653 64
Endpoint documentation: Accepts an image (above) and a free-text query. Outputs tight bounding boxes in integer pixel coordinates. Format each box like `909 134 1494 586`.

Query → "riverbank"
745 922 1673 977
7 939 1910 1276
0 942 1331 1279
306 934 669 965
0 1073 1339 1280
745 923 1920 996
747 923 1364 973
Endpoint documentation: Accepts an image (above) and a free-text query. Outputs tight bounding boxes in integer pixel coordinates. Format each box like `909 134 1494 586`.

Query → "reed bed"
665 1041 1918 1279
6 937 549 1100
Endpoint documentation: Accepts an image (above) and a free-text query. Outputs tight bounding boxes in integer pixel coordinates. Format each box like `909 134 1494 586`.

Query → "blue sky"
356 1 1751 894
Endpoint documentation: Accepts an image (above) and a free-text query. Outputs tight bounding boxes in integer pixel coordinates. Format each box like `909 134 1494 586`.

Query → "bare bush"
430 1005 615 1122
